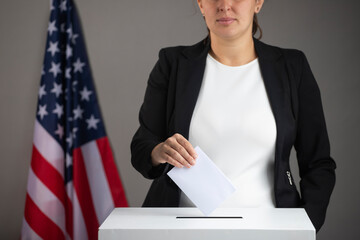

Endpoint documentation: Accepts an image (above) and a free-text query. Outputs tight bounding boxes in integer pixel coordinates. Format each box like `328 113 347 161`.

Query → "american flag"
21 0 128 239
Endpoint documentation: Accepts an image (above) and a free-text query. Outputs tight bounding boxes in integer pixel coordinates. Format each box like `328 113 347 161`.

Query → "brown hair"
252 14 262 39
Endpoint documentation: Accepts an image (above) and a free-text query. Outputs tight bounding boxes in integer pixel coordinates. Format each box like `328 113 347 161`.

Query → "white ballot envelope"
167 146 236 215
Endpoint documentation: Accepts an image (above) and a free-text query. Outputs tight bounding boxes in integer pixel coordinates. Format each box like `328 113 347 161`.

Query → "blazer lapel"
254 39 295 200
255 39 287 145
174 40 210 139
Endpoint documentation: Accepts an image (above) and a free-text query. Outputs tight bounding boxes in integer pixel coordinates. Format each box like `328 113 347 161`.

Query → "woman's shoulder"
158 38 209 61
255 39 307 64
158 38 309 65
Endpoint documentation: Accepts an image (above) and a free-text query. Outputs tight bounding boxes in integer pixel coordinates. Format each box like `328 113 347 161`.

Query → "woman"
131 0 336 232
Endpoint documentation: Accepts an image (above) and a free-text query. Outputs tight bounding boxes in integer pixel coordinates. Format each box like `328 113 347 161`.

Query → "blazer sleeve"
130 49 171 179
293 51 337 232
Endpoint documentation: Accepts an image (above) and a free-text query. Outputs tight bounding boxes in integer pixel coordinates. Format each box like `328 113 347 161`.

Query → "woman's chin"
213 31 245 41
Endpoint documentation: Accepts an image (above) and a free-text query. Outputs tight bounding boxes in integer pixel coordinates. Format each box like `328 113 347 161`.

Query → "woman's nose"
218 0 231 12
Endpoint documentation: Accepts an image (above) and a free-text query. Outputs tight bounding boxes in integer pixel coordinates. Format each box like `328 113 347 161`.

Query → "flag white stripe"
33 120 64 177
21 218 42 240
81 140 114 223
73 186 88 240
27 167 66 235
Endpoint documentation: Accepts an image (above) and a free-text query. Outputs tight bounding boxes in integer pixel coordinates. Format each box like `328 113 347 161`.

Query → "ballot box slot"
176 216 243 219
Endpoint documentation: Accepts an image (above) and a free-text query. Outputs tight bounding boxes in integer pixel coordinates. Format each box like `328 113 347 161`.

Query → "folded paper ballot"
167 146 236 215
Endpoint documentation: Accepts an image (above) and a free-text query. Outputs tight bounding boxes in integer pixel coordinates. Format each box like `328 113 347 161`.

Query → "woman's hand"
151 133 198 168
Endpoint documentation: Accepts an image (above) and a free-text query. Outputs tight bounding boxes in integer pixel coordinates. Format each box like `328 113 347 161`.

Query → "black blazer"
131 38 336 232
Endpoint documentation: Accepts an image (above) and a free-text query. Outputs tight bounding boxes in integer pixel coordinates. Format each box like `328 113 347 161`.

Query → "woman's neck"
209 34 257 66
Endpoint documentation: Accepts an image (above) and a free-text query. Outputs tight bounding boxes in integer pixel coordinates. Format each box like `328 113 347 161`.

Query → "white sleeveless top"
179 54 277 208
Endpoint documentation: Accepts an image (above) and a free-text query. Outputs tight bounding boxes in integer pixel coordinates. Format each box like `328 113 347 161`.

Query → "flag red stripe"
31 145 74 239
73 147 99 240
31 145 66 206
96 137 128 207
24 193 65 240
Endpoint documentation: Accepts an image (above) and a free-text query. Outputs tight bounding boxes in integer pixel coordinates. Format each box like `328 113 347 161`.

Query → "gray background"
0 0 359 239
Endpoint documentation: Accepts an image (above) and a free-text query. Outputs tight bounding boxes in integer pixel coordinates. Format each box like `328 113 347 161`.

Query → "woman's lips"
217 18 236 25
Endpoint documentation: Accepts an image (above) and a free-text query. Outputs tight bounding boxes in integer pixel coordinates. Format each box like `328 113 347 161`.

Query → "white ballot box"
99 208 315 240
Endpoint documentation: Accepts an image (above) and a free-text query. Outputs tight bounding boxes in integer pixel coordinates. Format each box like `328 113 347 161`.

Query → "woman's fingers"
174 133 198 161
151 133 198 168
163 144 192 168
166 134 197 167
163 152 185 168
